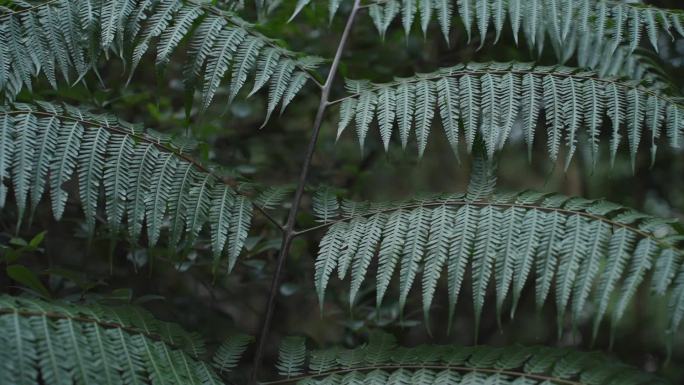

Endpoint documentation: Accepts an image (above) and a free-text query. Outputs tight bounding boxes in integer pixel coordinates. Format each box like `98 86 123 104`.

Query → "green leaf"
6 265 50 298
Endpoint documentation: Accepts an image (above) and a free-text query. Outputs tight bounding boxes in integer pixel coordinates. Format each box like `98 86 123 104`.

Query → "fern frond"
276 336 306 377
227 195 253 272
0 295 227 385
266 333 667 385
311 186 684 337
211 334 253 373
0 103 253 268
333 62 684 165
312 186 339 223
291 0 684 63
0 0 320 114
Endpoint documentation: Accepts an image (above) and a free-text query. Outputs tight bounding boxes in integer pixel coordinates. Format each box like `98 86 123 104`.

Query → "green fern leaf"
414 79 435 157
471 205 500 335
335 62 684 163
184 15 227 90
156 6 202 67
377 86 396 151
494 206 523 324
11 112 38 225
447 204 477 329
354 90 377 151
377 209 409 307
209 185 234 268
262 59 295 127
315 222 347 307
350 213 386 305
186 174 213 242
459 74 480 152
0 114 13 208
146 153 178 246
227 195 252 272
592 227 636 341
131 0 181 74
103 135 133 232
78 127 110 233
422 204 455 325
249 48 282 97
436 77 460 155
212 334 253 373
50 120 83 221
652 248 681 296
276 336 306 377
128 144 158 241
202 27 247 111
399 206 430 312
395 81 415 149
28 114 59 217
312 187 339 222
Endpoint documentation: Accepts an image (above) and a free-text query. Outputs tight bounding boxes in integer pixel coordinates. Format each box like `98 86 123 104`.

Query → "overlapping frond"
335 62 684 168
0 0 320 117
268 331 667 385
0 102 252 271
289 0 683 57
311 174 684 339
0 295 226 385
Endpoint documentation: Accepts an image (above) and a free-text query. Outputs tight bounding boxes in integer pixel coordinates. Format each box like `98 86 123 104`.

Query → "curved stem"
249 1 363 382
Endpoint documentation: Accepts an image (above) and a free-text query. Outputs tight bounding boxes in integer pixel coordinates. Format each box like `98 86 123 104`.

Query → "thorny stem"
249 0 363 382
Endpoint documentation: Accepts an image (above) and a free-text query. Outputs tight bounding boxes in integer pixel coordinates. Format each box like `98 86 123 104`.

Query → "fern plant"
266 331 668 384
1 0 684 384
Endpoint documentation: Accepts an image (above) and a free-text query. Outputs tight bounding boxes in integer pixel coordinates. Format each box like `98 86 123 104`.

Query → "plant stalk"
249 1 362 382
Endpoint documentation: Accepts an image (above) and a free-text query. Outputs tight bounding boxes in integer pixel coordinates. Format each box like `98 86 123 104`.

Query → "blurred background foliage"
2 0 684 382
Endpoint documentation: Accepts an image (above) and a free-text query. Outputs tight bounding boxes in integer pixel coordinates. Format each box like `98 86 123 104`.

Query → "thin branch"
249 0 363 382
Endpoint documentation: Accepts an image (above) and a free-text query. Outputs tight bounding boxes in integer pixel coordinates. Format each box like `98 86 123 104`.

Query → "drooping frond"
212 334 254 373
334 62 684 168
255 185 295 210
0 295 227 385
312 186 340 223
289 0 684 57
266 331 667 385
311 183 684 339
276 336 307 378
0 0 320 117
0 102 252 272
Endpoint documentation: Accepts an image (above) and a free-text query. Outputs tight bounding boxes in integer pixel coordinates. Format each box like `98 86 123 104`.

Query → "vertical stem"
249 1 362 382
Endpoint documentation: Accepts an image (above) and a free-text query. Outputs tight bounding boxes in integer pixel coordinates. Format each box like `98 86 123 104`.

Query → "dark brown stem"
249 1 363 382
